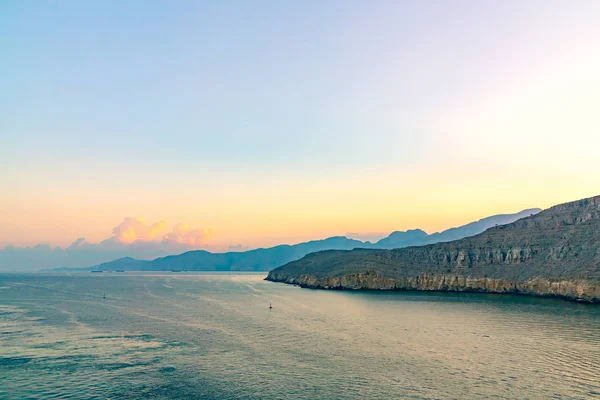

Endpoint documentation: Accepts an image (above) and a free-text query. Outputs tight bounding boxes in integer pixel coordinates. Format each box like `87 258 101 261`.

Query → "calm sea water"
0 273 598 400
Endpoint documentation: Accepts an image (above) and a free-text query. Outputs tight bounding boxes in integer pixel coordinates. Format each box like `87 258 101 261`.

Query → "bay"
1 273 598 399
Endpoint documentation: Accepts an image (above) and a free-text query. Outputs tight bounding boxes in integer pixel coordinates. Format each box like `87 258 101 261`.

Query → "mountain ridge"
66 208 541 272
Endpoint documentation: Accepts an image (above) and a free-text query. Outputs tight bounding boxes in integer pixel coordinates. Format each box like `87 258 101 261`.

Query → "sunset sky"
1 0 599 251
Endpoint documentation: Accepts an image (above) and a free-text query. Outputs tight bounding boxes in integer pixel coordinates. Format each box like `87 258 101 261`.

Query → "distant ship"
171 269 182 272
91 270 103 273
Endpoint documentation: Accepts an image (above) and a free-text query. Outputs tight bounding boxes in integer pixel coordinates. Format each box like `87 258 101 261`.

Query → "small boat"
269 302 272 310
91 270 103 273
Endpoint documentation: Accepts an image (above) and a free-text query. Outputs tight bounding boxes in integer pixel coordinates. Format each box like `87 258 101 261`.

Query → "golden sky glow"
2 161 597 249
1 1 599 250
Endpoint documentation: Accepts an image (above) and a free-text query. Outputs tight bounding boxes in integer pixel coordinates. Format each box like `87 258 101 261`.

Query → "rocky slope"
266 196 600 303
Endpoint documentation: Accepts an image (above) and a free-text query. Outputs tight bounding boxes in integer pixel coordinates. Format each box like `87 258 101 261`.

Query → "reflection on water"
1 273 599 399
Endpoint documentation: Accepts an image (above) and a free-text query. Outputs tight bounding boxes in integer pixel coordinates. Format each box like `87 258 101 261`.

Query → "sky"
1 0 600 262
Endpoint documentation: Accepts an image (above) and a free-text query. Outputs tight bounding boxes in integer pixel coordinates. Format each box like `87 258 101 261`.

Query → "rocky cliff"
266 195 600 303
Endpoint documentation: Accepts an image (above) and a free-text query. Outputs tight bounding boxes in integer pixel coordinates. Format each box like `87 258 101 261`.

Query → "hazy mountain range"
266 195 600 303
62 208 541 272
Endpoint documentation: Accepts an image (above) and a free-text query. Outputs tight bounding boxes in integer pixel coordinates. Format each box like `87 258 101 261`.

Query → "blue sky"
1 1 599 256
5 1 594 168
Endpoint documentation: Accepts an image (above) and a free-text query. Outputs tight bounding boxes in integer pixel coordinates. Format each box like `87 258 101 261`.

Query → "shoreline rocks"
265 270 600 303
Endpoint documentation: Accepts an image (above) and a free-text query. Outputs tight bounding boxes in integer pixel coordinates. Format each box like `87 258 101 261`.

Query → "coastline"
265 271 600 304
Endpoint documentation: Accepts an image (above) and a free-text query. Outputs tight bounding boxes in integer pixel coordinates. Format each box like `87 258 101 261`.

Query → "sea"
0 273 598 399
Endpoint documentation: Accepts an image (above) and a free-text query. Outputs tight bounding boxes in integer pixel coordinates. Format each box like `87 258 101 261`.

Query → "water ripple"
0 273 598 400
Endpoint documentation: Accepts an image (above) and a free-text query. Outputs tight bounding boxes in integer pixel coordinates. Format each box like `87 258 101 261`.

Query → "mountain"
75 236 366 272
75 208 541 272
91 257 147 271
373 229 429 249
142 237 365 271
373 209 540 248
266 196 600 303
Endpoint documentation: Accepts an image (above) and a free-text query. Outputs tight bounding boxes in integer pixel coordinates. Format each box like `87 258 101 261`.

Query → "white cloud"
110 217 168 244
163 223 214 246
68 237 86 249
105 217 214 246
0 217 216 271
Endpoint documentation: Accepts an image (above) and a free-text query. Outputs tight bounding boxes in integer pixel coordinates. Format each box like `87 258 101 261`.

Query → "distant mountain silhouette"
143 236 365 271
374 208 541 248
373 229 430 249
72 208 541 272
91 257 147 271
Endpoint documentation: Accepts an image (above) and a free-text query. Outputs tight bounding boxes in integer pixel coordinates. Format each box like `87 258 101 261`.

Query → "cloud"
103 217 214 247
227 244 248 252
111 217 168 244
163 223 214 246
68 237 86 249
107 218 213 246
0 217 216 271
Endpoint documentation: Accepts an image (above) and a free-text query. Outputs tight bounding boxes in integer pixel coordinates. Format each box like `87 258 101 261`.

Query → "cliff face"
267 195 600 303
269 270 600 303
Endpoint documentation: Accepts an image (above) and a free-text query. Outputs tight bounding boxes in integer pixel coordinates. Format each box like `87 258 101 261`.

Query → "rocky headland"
266 196 600 303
